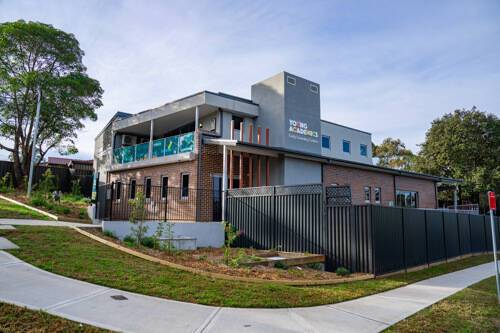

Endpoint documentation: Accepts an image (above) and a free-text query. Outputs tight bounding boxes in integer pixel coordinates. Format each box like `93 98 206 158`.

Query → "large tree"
415 107 500 200
372 137 416 170
0 20 102 184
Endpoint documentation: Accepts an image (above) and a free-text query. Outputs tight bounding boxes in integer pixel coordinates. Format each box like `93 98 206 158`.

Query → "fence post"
401 208 407 272
442 211 448 262
164 188 168 222
109 182 114 221
272 186 277 249
424 210 429 268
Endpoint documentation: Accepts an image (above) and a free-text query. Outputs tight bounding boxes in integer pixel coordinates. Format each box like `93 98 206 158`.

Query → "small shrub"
197 255 207 261
123 235 136 246
306 262 322 270
103 230 117 239
30 195 47 207
223 222 242 265
71 179 82 196
274 261 288 270
0 172 14 193
39 169 56 197
78 208 86 219
141 237 155 249
129 191 148 244
335 267 351 277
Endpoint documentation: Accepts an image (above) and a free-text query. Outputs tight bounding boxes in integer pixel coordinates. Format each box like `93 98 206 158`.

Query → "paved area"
0 225 16 230
0 237 19 249
0 250 495 333
0 218 100 228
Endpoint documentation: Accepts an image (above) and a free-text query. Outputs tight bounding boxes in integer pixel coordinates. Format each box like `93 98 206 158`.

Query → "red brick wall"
395 175 437 209
323 165 395 206
322 164 437 208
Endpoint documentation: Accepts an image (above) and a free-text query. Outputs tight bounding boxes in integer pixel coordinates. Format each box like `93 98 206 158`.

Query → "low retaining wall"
102 220 224 248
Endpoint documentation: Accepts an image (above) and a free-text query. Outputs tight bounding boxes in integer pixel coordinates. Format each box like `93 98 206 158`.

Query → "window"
287 76 296 85
161 176 168 200
374 187 381 204
144 177 152 199
309 84 319 94
360 144 367 157
396 190 418 208
129 179 136 199
232 116 243 130
115 181 121 200
364 186 371 203
321 135 331 149
343 140 351 153
181 174 189 198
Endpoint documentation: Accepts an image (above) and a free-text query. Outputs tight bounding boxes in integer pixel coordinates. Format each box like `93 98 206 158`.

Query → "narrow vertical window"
321 135 331 149
374 187 381 204
161 176 168 200
360 144 367 156
181 174 189 198
343 140 351 153
115 181 121 200
144 177 152 199
364 186 371 203
129 179 136 199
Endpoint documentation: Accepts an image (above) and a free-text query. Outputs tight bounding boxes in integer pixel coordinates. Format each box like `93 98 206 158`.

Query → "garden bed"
3 190 91 222
85 228 361 282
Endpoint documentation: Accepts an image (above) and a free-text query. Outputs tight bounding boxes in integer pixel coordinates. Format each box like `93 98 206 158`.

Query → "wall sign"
288 119 319 143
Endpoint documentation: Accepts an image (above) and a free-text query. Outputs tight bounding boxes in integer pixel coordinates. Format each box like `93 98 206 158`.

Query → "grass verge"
0 302 110 332
386 277 500 332
0 226 495 308
0 198 50 220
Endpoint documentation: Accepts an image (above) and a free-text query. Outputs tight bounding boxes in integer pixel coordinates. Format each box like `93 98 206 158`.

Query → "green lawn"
386 277 500 333
0 302 110 333
0 198 50 220
0 226 495 308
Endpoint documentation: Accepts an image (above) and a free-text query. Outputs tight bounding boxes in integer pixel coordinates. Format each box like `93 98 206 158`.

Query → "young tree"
372 138 416 170
0 21 103 184
415 107 500 200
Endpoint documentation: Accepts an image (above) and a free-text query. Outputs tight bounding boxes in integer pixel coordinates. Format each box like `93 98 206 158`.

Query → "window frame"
144 177 152 199
360 144 368 157
129 179 136 199
161 176 168 200
181 173 190 199
286 76 296 86
374 187 381 204
342 140 351 154
395 190 419 208
364 186 371 203
321 135 331 149
309 83 319 94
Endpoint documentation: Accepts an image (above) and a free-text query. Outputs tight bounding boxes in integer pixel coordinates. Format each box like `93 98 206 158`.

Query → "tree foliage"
372 137 415 170
0 20 103 184
414 107 500 199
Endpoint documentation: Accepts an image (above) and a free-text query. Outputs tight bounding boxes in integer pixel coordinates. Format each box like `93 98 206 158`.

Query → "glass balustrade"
112 132 195 165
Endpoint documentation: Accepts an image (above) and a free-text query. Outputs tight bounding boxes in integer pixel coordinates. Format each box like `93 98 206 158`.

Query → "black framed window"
374 187 381 204
115 181 121 200
396 190 418 208
144 177 152 199
161 176 168 200
181 174 189 198
129 179 136 199
364 186 371 203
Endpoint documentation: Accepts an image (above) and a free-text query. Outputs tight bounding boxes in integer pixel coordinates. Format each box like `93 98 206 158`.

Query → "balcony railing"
113 132 195 165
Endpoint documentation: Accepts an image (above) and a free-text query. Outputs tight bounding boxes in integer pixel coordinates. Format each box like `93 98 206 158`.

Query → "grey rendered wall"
102 220 225 248
321 121 373 164
283 157 322 185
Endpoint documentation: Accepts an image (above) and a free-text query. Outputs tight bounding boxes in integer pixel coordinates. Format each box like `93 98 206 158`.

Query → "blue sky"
1 0 499 159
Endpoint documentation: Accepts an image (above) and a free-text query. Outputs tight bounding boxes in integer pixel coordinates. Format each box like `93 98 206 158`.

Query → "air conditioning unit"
121 135 137 146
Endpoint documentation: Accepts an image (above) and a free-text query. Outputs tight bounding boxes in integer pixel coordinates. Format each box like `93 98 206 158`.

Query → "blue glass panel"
165 136 179 155
152 138 165 158
179 132 194 152
122 146 135 163
342 140 351 153
135 142 149 161
113 148 123 164
321 135 330 149
360 144 367 156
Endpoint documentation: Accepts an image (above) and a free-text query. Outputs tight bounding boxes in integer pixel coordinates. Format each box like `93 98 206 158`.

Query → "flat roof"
204 135 460 183
320 119 372 135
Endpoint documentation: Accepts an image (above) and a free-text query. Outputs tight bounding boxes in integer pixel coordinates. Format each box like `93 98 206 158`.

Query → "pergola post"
148 119 154 159
257 127 262 187
239 121 244 188
248 124 253 187
265 128 270 186
229 120 234 189
222 144 228 221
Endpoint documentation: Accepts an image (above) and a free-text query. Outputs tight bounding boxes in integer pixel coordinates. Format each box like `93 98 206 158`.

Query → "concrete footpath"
0 218 100 228
0 251 495 332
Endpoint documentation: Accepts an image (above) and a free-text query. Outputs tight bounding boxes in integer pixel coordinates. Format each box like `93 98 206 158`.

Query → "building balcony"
112 132 195 165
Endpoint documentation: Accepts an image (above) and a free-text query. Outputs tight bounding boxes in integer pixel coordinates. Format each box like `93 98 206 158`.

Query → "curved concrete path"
0 250 495 333
0 218 100 228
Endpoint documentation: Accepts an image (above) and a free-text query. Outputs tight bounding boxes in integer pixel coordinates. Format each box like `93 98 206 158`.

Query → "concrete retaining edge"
0 195 58 220
73 227 374 286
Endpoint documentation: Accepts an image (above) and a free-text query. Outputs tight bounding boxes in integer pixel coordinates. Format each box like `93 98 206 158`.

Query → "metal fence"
226 184 500 275
95 183 221 222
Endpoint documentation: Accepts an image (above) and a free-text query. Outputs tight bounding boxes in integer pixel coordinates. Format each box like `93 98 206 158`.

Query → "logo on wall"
288 119 319 143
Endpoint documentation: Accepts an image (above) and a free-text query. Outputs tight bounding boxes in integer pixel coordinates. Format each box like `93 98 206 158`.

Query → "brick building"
94 71 457 225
